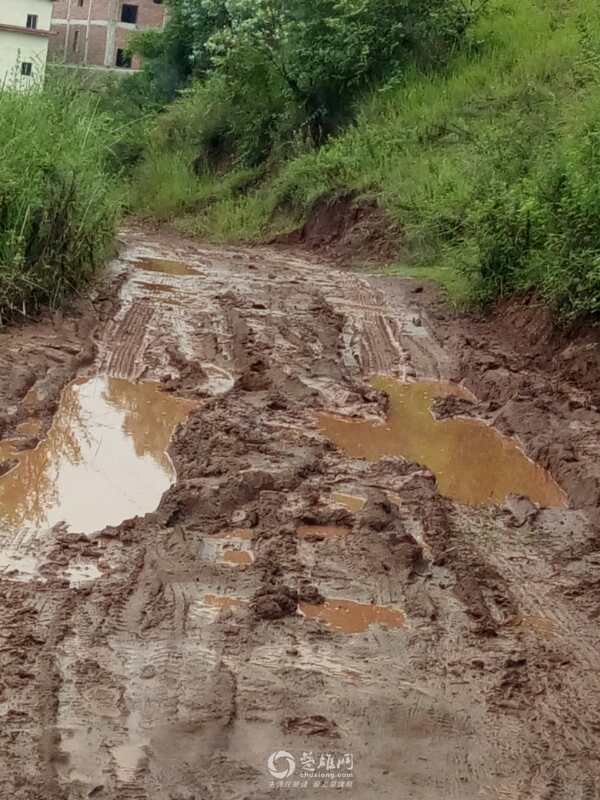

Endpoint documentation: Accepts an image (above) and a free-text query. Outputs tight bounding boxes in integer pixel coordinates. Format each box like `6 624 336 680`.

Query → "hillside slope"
132 0 600 320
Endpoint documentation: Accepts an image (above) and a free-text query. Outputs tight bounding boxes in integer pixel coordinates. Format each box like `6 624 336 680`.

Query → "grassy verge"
131 0 600 319
0 80 122 322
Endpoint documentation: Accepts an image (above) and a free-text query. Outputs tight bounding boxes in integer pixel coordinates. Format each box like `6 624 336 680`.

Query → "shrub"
0 80 121 321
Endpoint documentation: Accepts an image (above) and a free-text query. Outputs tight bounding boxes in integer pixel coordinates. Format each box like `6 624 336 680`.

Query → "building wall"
49 0 167 71
0 0 53 29
0 0 53 88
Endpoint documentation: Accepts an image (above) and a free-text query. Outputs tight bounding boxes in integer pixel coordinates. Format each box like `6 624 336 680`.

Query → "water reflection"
0 376 195 535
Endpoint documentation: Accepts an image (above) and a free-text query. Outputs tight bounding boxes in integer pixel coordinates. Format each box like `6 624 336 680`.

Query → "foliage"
135 0 486 167
194 0 484 143
0 81 121 321
132 0 600 320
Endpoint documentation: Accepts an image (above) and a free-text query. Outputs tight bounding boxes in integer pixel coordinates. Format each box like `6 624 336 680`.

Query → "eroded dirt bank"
0 228 599 799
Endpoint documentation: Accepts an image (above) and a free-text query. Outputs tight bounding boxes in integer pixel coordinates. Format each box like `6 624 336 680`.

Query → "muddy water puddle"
202 593 405 634
0 441 17 464
300 598 406 634
319 378 566 507
201 529 254 566
134 281 177 294
0 420 43 464
131 257 197 276
222 549 254 565
204 593 247 611
203 364 235 395
16 419 42 437
332 492 366 513
516 613 556 639
0 376 195 535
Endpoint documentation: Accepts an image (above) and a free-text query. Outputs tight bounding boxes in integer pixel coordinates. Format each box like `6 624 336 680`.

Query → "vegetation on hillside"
4 0 600 323
0 80 121 321
131 0 600 321
129 0 483 216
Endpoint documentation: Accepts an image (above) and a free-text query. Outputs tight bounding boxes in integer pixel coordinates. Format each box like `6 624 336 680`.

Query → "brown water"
0 441 17 464
0 376 195 535
297 525 352 539
516 614 556 639
131 258 196 276
16 419 42 436
332 493 366 513
300 598 406 634
134 281 177 294
222 548 254 566
318 378 567 508
204 593 246 611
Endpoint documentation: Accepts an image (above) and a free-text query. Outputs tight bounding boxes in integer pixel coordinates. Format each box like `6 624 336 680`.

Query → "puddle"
65 562 103 587
516 614 556 639
0 376 195 536
318 378 567 508
297 525 352 539
300 598 406 634
203 364 235 395
16 419 42 436
0 551 40 581
0 441 18 464
131 257 196 276
204 593 247 611
134 281 177 294
222 549 254 565
332 493 366 513
200 528 254 566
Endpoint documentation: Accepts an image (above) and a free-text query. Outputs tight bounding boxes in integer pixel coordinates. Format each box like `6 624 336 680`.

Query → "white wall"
0 0 53 88
0 31 49 87
1 0 53 30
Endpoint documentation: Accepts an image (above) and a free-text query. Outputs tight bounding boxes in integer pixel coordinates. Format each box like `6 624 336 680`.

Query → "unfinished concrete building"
49 0 167 72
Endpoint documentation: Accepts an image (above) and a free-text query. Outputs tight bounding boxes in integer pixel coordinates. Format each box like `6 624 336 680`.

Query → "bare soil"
0 226 599 799
272 192 404 266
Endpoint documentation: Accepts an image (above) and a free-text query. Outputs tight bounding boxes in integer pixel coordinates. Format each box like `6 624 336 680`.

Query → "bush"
135 0 486 168
471 107 600 319
131 0 600 321
129 150 199 219
0 81 121 320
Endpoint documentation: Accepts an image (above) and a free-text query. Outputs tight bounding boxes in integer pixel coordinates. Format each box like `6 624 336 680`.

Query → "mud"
297 524 352 539
0 226 599 799
274 192 403 266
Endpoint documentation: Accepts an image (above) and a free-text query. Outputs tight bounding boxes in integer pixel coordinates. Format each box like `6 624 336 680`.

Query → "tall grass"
132 0 600 318
0 80 121 321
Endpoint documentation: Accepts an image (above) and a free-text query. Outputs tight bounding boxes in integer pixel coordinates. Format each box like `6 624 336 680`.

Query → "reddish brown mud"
0 227 599 799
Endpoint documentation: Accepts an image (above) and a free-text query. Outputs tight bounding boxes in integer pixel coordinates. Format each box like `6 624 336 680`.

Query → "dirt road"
0 227 599 799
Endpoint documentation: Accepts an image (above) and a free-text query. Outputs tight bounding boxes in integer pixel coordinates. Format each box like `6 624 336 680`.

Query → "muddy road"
0 227 599 799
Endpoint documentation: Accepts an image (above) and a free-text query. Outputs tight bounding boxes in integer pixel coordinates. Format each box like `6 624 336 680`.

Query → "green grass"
131 0 600 318
0 80 122 321
381 262 473 306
